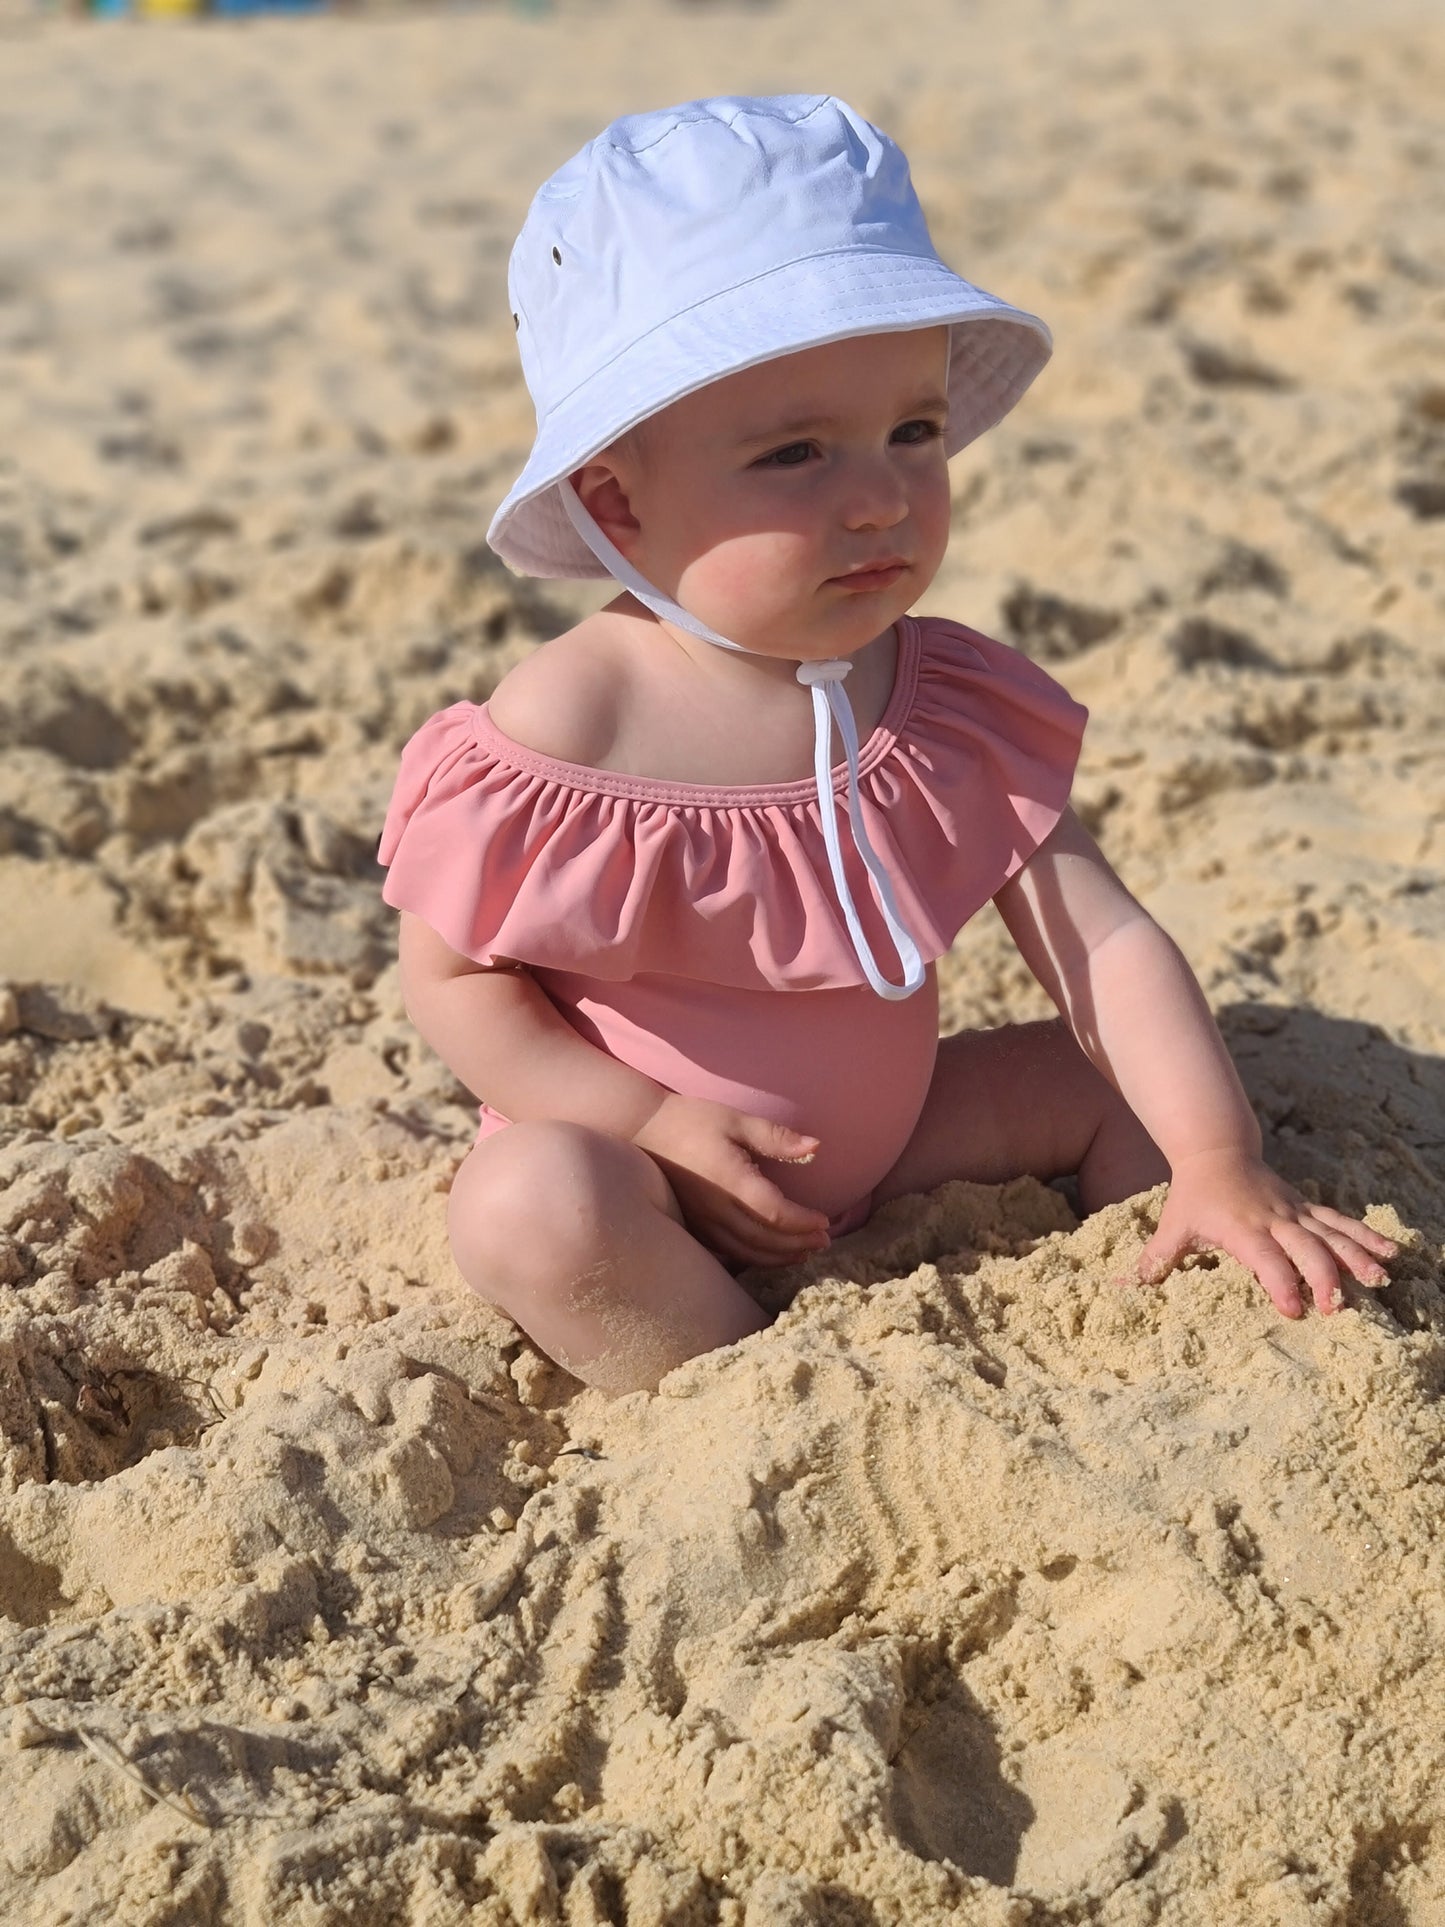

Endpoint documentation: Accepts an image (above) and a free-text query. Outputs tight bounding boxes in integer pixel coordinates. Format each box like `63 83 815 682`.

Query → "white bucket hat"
486 94 1053 1000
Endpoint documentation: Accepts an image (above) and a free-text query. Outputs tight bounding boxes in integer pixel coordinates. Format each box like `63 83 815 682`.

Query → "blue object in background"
210 0 327 13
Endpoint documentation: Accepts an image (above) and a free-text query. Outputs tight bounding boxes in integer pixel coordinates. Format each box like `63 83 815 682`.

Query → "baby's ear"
571 462 641 553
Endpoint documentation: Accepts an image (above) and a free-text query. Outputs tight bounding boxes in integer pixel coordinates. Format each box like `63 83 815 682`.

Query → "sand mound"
1 1 1443 1921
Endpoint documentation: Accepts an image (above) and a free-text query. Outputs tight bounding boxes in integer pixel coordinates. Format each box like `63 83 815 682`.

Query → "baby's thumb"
742 1118 821 1165
1134 1223 1190 1287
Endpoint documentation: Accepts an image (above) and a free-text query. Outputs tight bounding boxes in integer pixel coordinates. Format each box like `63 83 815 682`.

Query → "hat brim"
486 248 1051 579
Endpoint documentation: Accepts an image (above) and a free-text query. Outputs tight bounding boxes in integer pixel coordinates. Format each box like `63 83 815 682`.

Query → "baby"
380 95 1396 1395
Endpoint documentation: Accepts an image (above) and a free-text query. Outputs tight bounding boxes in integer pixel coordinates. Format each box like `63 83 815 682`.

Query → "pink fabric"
379 614 1087 1227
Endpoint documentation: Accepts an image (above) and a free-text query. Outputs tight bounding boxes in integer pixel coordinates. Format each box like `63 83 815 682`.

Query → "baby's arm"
398 912 670 1138
994 810 1398 1316
396 914 831 1263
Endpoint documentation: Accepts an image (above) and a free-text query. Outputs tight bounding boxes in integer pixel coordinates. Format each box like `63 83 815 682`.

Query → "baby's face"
593 327 952 662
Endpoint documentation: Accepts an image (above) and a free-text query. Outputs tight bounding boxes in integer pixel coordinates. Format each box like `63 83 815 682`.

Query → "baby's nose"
840 458 909 531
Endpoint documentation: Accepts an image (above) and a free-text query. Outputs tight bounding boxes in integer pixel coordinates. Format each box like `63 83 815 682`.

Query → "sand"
1 0 1443 1919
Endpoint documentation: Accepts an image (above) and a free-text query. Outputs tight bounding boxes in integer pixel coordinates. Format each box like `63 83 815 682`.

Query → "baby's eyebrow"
733 391 950 450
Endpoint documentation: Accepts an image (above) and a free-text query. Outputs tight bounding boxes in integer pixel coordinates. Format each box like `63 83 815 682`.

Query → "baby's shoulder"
485 617 629 767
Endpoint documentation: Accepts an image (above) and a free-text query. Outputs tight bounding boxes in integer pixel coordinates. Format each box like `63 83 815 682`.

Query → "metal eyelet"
551 246 562 265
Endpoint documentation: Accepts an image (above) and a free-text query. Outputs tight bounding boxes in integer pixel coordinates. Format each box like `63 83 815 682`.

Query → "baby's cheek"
914 473 953 565
683 533 804 619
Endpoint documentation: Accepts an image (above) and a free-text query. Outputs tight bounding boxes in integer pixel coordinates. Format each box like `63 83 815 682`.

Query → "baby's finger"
1306 1204 1399 1259
736 1115 823 1169
1273 1222 1344 1316
693 1202 782 1266
715 1183 827 1246
704 1221 782 1267
709 1204 825 1267
731 1163 831 1238
1132 1221 1194 1288
734 1222 828 1264
1231 1232 1305 1319
1302 1215 1391 1288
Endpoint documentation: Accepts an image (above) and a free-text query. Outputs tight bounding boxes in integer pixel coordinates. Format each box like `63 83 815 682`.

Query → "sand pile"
1 0 1442 1920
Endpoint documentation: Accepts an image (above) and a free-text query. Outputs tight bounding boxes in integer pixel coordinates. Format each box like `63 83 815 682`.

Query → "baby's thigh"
447 1120 686 1292
870 1017 1119 1207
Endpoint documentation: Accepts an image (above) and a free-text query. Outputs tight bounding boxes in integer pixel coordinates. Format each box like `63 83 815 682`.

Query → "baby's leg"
871 1017 1169 1214
447 1120 769 1397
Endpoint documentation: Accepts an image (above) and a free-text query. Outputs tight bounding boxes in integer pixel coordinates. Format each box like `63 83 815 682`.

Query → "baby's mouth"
828 560 909 591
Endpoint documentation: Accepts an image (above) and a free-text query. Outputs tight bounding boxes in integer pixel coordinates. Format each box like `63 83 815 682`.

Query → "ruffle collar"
379 614 1087 993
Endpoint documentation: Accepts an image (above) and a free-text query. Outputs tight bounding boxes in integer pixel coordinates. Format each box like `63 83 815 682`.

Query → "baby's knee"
447 1120 653 1299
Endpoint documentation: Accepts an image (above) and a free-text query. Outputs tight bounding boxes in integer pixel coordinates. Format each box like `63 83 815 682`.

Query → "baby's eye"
756 441 815 468
893 418 945 445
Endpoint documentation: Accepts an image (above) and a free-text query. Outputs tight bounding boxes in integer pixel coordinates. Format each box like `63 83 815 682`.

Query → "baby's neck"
551 597 903 787
608 593 881 694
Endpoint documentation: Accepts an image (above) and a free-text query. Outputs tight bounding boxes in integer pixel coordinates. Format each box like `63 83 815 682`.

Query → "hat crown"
509 95 934 424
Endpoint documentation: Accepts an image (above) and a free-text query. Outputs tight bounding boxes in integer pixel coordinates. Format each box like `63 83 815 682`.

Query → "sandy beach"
1 0 1443 1919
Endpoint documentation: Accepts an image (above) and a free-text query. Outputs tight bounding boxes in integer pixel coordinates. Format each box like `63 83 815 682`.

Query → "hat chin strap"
558 480 926 1001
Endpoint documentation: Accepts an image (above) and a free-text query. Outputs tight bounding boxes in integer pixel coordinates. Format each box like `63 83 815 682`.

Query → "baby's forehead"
639 327 952 438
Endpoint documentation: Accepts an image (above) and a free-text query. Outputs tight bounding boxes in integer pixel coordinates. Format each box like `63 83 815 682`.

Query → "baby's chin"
681 593 914 663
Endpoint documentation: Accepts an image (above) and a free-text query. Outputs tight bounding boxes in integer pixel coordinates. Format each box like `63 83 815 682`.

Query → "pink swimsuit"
379 614 1086 1241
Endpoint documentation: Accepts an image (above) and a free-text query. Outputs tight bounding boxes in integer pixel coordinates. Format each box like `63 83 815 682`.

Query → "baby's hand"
1128 1147 1399 1318
631 1094 832 1268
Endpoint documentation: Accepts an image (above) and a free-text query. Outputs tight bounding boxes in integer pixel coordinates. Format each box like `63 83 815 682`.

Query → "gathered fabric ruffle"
378 614 1087 993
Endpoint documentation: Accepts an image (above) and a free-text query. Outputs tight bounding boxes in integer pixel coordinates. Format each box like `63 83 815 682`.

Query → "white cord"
796 659 926 999
559 481 740 653
559 480 927 999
